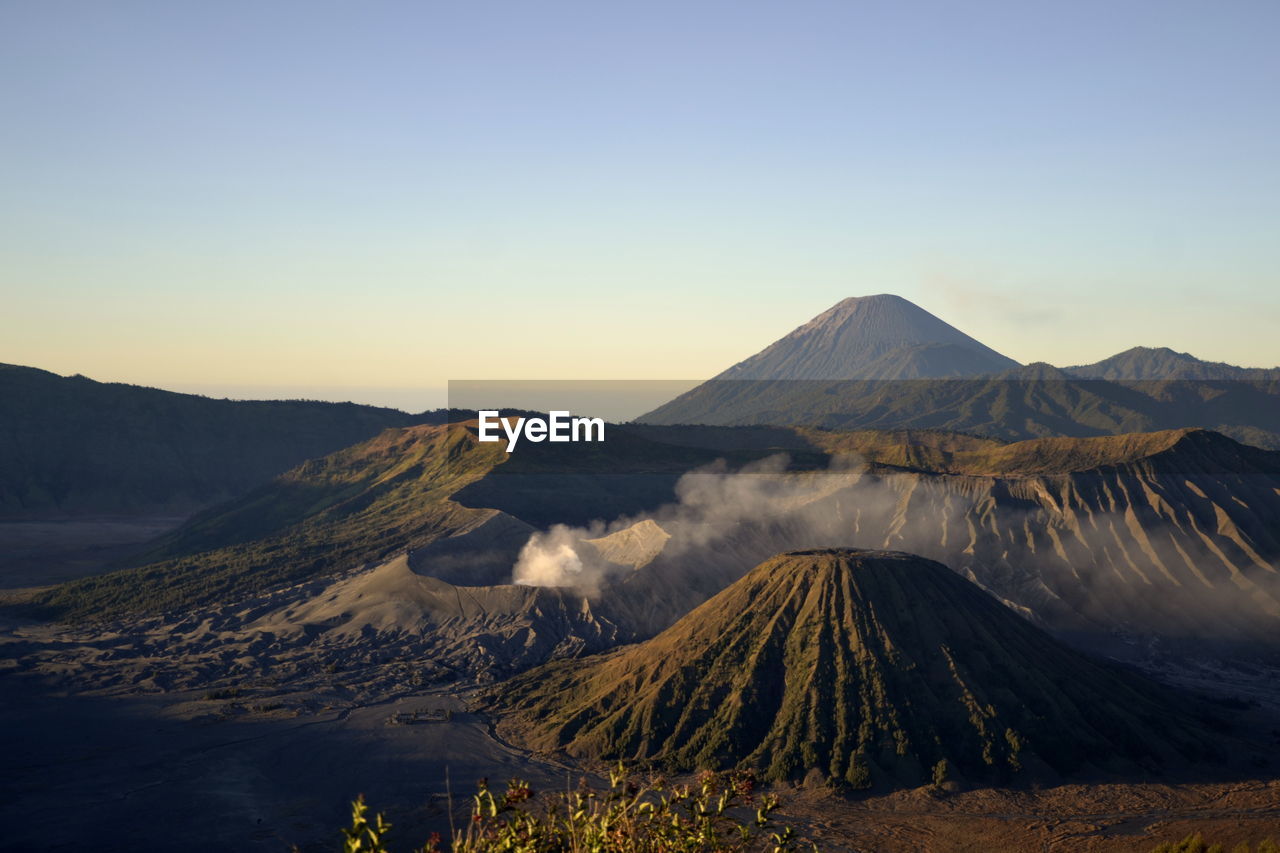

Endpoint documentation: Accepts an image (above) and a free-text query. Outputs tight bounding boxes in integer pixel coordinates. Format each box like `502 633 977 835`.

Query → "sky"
3 0 1278 411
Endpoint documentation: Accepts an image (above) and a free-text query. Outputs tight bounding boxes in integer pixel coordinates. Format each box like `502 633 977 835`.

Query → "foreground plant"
340 765 813 852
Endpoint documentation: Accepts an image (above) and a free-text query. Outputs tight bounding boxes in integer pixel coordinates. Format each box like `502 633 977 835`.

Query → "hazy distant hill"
0 363 433 518
491 549 1224 788
715 294 1019 380
1066 346 1280 381
639 299 1280 448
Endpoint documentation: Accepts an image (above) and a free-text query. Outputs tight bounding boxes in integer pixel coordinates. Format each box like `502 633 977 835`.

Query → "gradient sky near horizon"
3 1 1278 411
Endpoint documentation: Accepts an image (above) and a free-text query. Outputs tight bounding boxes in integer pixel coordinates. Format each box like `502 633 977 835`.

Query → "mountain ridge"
0 362 433 518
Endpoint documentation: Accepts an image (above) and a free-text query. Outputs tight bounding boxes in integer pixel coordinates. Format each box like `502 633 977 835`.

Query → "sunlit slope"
828 429 1280 644
492 549 1224 788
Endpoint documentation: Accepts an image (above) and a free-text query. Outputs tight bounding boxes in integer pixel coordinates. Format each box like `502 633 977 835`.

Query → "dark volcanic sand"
0 517 186 591
0 674 567 853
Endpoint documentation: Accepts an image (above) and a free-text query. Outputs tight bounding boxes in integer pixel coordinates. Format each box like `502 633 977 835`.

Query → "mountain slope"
0 363 429 518
491 549 1224 787
714 295 1019 381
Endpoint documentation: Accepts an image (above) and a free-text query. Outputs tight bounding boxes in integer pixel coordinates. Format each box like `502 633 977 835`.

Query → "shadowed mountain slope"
490 549 1226 788
715 295 1019 381
0 363 430 518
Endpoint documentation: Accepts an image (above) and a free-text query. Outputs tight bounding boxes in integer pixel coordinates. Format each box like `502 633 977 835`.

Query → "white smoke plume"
512 453 865 593
511 529 586 588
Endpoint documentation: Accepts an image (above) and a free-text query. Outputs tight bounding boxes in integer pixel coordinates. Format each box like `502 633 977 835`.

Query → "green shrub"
843 761 871 790
339 765 814 852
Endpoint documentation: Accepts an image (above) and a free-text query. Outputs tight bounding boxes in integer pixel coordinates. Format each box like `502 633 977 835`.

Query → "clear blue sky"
3 0 1278 409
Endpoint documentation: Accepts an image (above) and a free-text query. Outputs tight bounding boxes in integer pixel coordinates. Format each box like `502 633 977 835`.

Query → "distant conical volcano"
715 294 1019 381
490 549 1222 789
